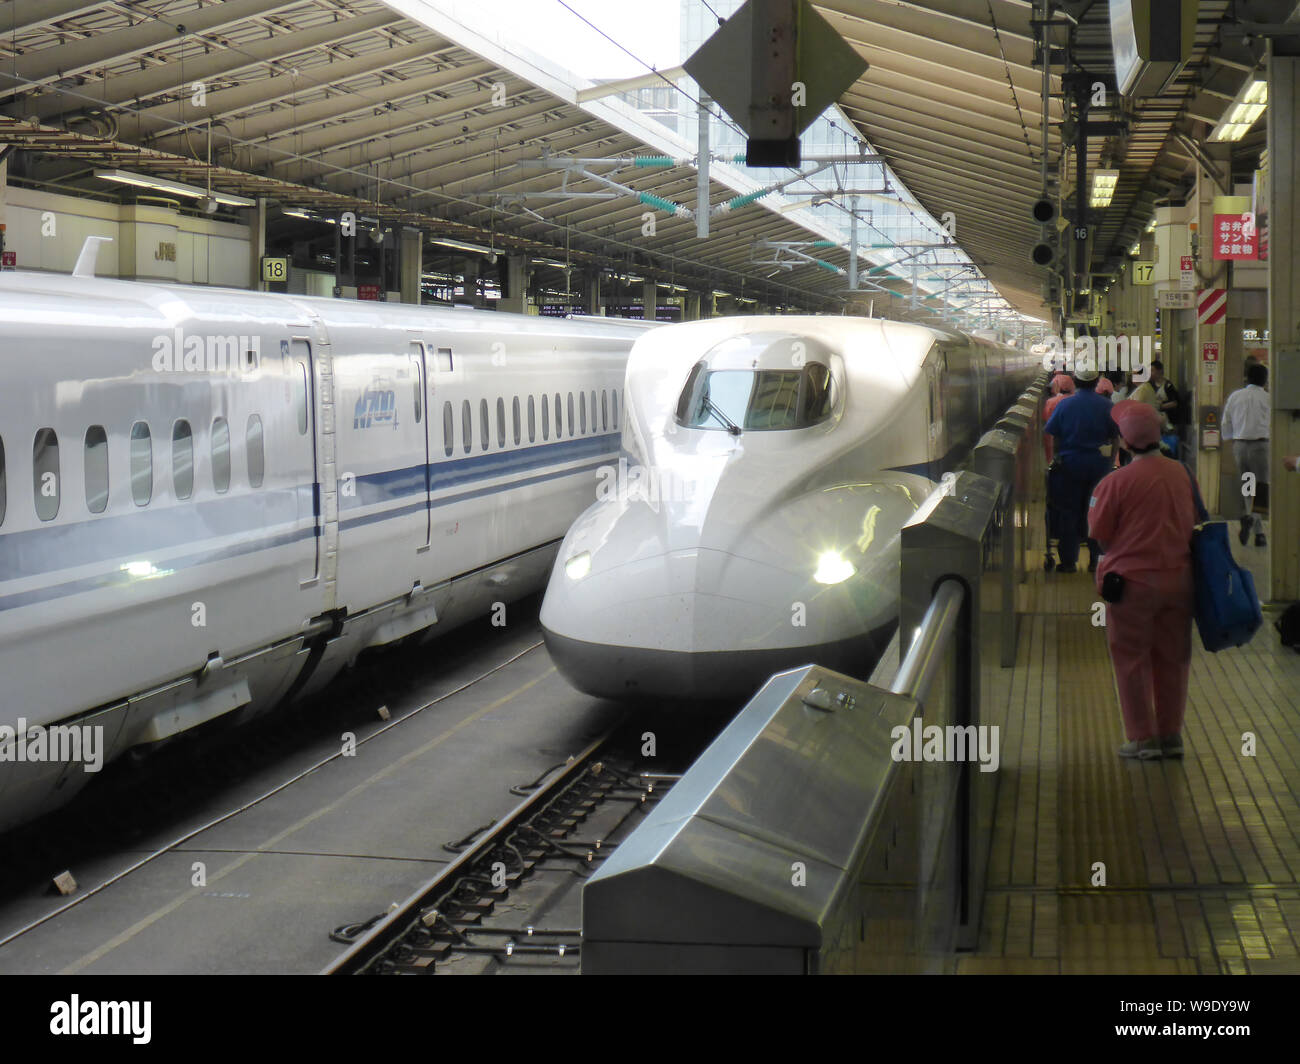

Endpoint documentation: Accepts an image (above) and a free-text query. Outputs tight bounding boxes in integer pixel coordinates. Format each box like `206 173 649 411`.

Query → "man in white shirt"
1221 362 1271 546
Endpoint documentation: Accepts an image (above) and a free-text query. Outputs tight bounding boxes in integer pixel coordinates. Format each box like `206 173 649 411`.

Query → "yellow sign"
261 256 288 283
1088 314 1101 328
1132 261 1156 285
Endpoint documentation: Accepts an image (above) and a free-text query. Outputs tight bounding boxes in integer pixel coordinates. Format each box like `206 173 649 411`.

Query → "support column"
399 228 422 304
642 279 657 323
582 270 603 315
701 290 716 319
497 254 529 314
1194 149 1231 516
247 197 267 291
0 152 8 263
463 260 481 307
684 292 701 321
1269 48 1300 601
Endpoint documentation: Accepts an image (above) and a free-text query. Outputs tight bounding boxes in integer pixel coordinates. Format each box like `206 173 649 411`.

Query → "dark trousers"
1053 452 1110 566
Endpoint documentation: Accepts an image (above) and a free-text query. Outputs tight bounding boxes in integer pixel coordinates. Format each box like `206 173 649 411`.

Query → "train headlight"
813 550 855 585
565 551 592 581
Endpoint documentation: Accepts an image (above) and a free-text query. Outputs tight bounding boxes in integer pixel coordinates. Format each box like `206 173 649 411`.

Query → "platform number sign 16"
1073 226 1088 241
261 256 289 283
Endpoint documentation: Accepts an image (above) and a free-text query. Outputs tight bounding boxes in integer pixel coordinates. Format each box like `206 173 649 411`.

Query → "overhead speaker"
1032 199 1055 224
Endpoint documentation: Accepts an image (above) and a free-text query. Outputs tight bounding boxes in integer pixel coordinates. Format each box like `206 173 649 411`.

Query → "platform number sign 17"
261 256 288 283
1132 261 1155 285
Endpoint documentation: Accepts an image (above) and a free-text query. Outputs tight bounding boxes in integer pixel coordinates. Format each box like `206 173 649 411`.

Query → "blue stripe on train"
0 438 620 611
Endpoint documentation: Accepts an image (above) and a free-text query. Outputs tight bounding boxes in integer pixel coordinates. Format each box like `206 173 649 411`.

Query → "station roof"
1 1 1294 320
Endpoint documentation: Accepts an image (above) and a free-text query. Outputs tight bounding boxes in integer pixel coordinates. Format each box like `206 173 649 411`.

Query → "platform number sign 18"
261 256 289 283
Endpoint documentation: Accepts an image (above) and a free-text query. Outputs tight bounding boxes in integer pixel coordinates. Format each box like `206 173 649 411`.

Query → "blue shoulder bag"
1184 466 1263 651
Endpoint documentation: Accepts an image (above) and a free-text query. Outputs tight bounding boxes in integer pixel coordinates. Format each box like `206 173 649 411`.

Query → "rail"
891 578 965 704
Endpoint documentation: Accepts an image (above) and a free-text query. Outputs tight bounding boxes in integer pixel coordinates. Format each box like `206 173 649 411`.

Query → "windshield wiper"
703 398 742 436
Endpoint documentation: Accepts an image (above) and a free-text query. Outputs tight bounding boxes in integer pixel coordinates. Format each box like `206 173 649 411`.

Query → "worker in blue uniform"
1044 368 1118 573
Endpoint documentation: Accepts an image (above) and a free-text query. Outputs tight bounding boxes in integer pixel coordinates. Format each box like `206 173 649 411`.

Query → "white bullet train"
540 315 1039 701
0 267 643 832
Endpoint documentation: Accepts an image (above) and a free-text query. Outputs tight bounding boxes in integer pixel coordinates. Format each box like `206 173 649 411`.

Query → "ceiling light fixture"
1089 169 1119 208
93 169 255 208
1208 76 1268 142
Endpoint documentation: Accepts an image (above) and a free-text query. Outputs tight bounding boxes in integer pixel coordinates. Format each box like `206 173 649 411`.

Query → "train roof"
0 270 649 341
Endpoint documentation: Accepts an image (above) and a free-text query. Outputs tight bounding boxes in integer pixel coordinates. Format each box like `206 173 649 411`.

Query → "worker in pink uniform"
1087 401 1198 761
1043 374 1075 462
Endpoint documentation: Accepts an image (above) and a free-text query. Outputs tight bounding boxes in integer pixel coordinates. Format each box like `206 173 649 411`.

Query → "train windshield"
675 361 834 432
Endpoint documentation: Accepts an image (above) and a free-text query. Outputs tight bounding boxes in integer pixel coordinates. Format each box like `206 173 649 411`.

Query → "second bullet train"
0 268 642 832
540 315 1039 701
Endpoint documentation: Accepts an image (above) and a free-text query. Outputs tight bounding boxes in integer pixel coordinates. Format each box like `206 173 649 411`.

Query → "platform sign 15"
261 256 288 282
1132 261 1155 285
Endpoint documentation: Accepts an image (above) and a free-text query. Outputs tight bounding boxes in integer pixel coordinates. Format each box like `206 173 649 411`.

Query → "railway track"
323 731 676 975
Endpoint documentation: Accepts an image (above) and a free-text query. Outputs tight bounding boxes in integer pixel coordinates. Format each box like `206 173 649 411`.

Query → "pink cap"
1111 399 1162 449
1051 373 1076 396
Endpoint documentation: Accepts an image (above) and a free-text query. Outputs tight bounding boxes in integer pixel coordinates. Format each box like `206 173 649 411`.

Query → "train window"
435 347 453 372
245 415 264 488
567 392 575 437
480 398 490 451
33 428 60 521
602 391 609 432
554 394 562 437
443 402 454 458
212 417 231 493
527 396 536 443
0 436 6 526
590 390 597 432
541 395 550 440
612 391 619 429
293 361 309 435
676 362 833 432
512 397 521 446
84 425 109 514
579 392 587 434
409 350 423 424
496 397 506 448
462 400 472 455
130 421 153 505
172 420 194 500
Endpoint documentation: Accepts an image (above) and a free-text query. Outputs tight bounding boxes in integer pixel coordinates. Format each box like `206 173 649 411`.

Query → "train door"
927 353 943 474
291 338 321 584
409 340 431 553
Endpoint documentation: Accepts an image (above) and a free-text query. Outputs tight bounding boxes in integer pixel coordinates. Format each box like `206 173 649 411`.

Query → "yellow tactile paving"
965 491 1300 975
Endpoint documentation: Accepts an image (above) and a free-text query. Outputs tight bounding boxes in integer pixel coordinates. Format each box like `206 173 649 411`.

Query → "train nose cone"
541 543 856 701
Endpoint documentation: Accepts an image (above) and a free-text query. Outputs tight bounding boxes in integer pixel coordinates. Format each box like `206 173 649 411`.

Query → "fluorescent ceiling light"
1145 217 1157 233
282 208 314 220
432 237 493 254
1209 77 1267 142
1089 169 1119 208
93 169 255 207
